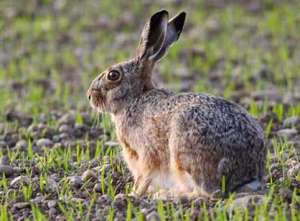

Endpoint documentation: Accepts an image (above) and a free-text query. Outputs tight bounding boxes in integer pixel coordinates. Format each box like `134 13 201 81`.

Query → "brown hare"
87 10 266 199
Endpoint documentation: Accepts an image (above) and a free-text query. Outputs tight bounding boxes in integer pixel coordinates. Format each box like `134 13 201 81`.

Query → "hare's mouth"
89 90 106 112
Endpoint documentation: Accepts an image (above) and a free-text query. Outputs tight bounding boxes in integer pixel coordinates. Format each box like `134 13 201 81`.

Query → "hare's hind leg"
169 140 223 198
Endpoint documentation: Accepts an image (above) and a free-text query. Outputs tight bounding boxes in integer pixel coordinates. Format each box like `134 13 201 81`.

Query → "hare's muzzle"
87 86 105 110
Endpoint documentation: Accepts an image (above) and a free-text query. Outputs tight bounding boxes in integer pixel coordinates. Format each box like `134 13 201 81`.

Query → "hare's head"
87 10 185 114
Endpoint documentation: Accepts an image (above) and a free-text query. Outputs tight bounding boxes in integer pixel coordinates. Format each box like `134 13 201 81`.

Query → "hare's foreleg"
133 174 152 196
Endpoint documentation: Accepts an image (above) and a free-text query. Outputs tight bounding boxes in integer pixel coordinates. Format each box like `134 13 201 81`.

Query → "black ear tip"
152 10 169 19
178 11 186 22
150 10 169 26
173 11 186 29
179 11 187 18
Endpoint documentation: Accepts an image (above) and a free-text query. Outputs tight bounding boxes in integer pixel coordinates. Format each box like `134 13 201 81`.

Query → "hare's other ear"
155 11 186 61
137 10 169 61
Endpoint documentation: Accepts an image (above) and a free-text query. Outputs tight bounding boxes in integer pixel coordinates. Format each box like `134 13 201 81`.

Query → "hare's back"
168 93 264 154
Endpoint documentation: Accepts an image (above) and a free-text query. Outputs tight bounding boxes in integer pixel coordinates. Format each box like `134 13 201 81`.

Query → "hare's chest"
118 136 143 178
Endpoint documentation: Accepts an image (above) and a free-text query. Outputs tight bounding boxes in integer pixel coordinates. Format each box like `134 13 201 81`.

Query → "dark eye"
107 70 121 81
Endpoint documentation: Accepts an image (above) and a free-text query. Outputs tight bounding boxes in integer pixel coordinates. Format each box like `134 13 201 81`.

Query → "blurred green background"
0 0 299 117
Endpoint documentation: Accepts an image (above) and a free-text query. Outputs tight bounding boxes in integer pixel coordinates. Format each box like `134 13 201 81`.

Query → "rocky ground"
1 106 300 220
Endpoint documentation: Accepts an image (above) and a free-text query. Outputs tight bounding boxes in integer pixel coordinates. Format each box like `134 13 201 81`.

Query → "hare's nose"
87 89 92 100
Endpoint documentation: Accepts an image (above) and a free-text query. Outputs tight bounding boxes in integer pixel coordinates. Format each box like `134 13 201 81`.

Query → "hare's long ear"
137 10 169 61
154 12 186 61
137 11 186 62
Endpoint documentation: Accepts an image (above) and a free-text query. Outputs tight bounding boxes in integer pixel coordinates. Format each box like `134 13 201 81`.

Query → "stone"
82 169 97 182
81 112 92 125
0 141 7 149
287 163 300 177
49 207 57 218
146 211 161 221
1 155 10 165
236 179 263 193
58 124 71 133
13 202 30 209
277 128 297 139
47 177 59 192
279 188 293 202
283 116 300 129
251 89 282 102
0 165 14 176
96 194 111 204
94 183 102 193
228 194 264 214
68 176 83 188
104 141 119 147
27 124 38 133
47 200 57 208
15 140 28 151
58 113 75 126
59 133 69 140
113 193 127 210
52 135 60 143
36 138 53 148
10 175 30 187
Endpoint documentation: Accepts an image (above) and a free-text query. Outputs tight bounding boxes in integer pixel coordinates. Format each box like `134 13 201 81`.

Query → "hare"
87 10 266 199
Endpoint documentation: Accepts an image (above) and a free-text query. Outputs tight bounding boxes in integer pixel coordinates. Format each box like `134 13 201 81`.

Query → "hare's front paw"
152 189 173 200
153 189 200 200
131 175 152 197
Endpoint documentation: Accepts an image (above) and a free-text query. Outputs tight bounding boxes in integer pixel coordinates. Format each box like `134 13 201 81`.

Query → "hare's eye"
107 70 121 82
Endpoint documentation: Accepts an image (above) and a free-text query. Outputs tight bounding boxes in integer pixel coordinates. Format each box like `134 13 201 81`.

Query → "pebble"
113 193 127 210
10 175 30 187
236 179 263 193
30 196 44 204
15 140 28 151
105 141 119 147
277 128 297 139
47 177 59 192
59 133 69 140
13 202 30 209
289 141 300 154
283 116 300 129
81 112 92 125
58 113 75 126
279 188 293 202
227 194 264 214
146 211 161 221
287 163 300 177
49 207 57 218
0 165 14 176
58 124 71 133
68 176 83 188
94 183 102 193
5 111 33 126
52 135 60 143
1 155 10 165
82 169 97 182
47 200 57 208
96 194 111 205
36 138 53 148
53 143 64 150
0 141 7 149
251 90 282 102
27 124 38 133
192 197 206 207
